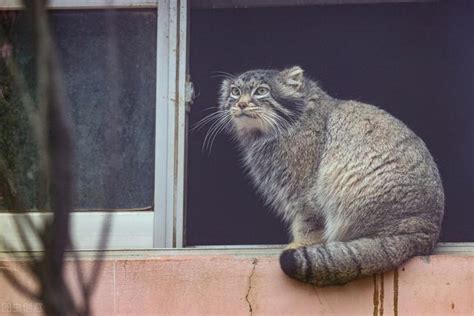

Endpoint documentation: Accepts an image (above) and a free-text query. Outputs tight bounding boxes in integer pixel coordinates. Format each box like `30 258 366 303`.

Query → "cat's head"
218 66 307 139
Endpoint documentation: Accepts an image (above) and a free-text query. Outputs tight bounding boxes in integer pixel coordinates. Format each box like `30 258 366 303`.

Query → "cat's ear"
280 66 304 91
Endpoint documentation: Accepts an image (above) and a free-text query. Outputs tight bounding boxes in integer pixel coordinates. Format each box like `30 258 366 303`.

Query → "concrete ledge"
0 254 472 315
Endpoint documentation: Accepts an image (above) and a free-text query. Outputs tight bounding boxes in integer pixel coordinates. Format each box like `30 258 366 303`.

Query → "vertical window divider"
154 0 188 248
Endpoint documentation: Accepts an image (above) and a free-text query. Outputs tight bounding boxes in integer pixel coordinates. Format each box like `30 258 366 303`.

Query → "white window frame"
0 0 471 255
0 0 188 251
154 0 188 248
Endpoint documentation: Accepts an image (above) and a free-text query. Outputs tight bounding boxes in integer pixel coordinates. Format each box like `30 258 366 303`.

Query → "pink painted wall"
0 254 472 315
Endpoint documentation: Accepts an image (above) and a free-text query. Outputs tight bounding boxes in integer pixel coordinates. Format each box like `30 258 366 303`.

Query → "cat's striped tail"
279 233 437 286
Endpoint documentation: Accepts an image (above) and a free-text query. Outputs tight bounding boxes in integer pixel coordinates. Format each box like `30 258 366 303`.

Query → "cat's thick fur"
216 66 444 286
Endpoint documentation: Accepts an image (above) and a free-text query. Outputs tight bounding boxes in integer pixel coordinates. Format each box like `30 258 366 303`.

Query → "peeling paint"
245 258 258 316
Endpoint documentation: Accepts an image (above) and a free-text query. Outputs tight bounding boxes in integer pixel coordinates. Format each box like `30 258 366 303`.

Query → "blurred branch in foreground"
0 1 112 315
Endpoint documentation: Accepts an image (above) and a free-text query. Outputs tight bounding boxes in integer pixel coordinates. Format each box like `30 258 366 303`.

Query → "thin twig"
0 267 40 301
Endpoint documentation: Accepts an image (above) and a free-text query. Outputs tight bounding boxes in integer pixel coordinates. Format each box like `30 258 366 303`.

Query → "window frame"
0 0 471 254
154 0 188 248
0 0 183 251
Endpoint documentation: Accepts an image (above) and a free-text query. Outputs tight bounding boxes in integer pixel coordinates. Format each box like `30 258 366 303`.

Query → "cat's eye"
230 87 240 98
255 86 270 97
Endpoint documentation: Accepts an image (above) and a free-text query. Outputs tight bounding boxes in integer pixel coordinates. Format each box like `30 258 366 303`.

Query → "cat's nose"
237 102 248 109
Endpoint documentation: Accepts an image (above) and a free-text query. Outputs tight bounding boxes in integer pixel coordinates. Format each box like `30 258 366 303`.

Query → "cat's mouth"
233 111 258 119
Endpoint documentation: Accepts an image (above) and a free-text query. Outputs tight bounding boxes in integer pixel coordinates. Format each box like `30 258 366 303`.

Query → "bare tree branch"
1 267 40 301
1 2 115 315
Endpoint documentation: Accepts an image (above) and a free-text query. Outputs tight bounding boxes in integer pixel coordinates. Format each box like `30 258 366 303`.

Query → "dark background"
187 1 474 245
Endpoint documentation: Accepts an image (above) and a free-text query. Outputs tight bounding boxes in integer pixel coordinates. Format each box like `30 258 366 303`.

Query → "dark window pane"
187 1 474 244
52 10 157 210
0 9 156 211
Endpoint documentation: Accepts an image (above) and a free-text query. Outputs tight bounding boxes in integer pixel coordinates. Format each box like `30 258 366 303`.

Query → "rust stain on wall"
393 269 399 316
379 273 384 316
373 274 379 316
373 273 385 316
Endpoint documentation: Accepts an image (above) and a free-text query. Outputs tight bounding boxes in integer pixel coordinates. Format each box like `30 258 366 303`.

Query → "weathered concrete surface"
0 254 472 315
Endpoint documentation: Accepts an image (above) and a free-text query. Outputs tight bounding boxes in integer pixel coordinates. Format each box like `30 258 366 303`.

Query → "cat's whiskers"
192 110 226 132
202 106 223 112
272 110 294 131
202 121 223 154
256 111 280 135
198 111 229 153
255 109 287 135
210 70 236 80
257 113 276 134
202 113 232 154
207 115 233 154
202 114 228 149
269 108 296 127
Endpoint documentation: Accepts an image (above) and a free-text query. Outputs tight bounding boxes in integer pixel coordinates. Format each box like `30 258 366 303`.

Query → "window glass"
0 9 157 212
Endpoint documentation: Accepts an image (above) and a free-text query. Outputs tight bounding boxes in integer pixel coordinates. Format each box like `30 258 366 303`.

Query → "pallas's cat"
204 66 443 286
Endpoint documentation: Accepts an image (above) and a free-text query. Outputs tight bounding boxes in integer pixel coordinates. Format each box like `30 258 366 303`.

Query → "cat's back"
321 100 435 173
326 100 411 149
315 100 444 240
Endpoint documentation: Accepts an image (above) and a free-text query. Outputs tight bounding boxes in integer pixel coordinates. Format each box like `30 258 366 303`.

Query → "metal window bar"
154 0 188 248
